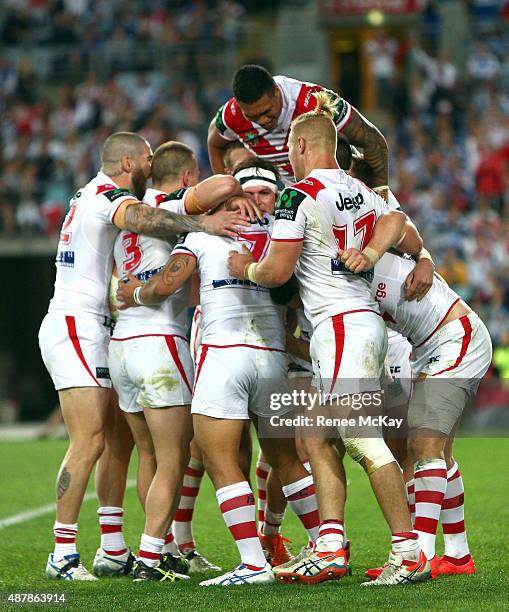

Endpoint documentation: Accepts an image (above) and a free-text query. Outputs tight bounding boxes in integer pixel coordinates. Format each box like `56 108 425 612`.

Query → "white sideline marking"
0 479 136 529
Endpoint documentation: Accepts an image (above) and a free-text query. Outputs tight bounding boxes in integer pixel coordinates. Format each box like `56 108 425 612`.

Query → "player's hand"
116 273 142 310
202 209 249 238
225 195 262 223
404 258 434 302
340 248 373 273
228 244 254 279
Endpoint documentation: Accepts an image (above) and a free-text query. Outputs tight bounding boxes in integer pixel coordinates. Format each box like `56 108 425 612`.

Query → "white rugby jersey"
373 252 460 348
271 169 390 329
48 172 135 318
215 75 351 185
112 187 191 338
172 214 285 350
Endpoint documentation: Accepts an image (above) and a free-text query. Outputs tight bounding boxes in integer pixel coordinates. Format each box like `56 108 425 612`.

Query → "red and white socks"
255 458 270 525
217 481 266 570
440 462 471 565
262 507 285 536
162 529 179 555
282 475 320 544
392 531 419 562
172 457 204 551
97 506 127 556
413 459 447 560
138 534 164 567
314 520 344 553
53 521 78 561
406 479 415 525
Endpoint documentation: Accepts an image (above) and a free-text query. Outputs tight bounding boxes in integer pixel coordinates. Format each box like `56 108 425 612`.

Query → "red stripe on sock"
98 512 123 517
407 484 415 494
180 486 200 497
185 466 204 478
174 508 193 522
55 536 76 543
298 509 320 529
258 490 266 500
229 522 258 541
448 470 461 483
100 524 122 534
104 548 127 556
164 533 174 544
319 527 344 537
414 516 439 534
392 531 418 540
414 469 448 479
442 520 465 534
441 493 464 510
256 467 269 478
415 490 446 505
139 550 160 561
220 494 254 514
442 554 471 566
286 485 315 501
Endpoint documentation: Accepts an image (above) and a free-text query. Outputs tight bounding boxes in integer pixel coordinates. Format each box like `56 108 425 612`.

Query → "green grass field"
0 437 508 611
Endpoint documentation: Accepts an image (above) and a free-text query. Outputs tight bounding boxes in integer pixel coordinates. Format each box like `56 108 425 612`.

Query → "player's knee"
70 429 105 463
343 436 395 475
409 435 443 462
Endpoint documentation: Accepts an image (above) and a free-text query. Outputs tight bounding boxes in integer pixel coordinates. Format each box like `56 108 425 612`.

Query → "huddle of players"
39 65 492 586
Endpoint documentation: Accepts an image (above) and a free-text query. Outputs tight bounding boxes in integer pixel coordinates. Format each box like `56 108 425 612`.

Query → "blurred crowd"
1 0 508 410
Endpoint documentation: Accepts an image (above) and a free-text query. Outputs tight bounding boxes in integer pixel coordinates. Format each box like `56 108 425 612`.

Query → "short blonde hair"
291 91 338 149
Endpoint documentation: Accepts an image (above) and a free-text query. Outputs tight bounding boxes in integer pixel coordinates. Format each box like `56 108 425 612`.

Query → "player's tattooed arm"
115 201 249 239
341 107 389 194
116 254 197 309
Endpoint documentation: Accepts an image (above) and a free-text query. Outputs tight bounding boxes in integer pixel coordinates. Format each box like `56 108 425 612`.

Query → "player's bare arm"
393 219 435 302
114 200 249 239
117 254 197 309
341 107 389 196
208 119 230 174
341 210 407 273
228 241 302 288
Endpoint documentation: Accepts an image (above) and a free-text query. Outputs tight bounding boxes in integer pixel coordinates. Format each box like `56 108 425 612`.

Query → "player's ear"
298 136 306 154
120 155 134 174
183 169 191 187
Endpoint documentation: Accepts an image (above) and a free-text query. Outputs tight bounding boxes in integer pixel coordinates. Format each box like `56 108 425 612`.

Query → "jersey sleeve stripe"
336 100 352 131
172 246 197 258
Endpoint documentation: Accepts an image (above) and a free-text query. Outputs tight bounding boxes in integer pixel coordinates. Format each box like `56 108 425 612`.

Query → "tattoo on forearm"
125 205 204 240
144 255 193 302
57 467 70 500
342 108 388 187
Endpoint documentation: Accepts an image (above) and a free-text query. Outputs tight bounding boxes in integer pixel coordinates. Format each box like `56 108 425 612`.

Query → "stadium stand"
0 0 507 421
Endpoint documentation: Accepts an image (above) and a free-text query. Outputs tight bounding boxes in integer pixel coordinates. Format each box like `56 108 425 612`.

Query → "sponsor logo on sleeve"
55 251 75 267
96 367 110 380
102 188 133 202
275 188 306 222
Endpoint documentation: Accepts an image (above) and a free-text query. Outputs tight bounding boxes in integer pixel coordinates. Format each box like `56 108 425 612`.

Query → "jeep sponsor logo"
390 366 401 374
427 355 440 365
336 192 365 212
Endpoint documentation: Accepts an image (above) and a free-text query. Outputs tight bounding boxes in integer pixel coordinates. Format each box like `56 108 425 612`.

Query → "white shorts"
192 344 290 420
190 305 202 363
411 313 492 389
39 311 112 391
108 334 193 413
384 333 413 411
311 310 387 395
409 313 492 434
